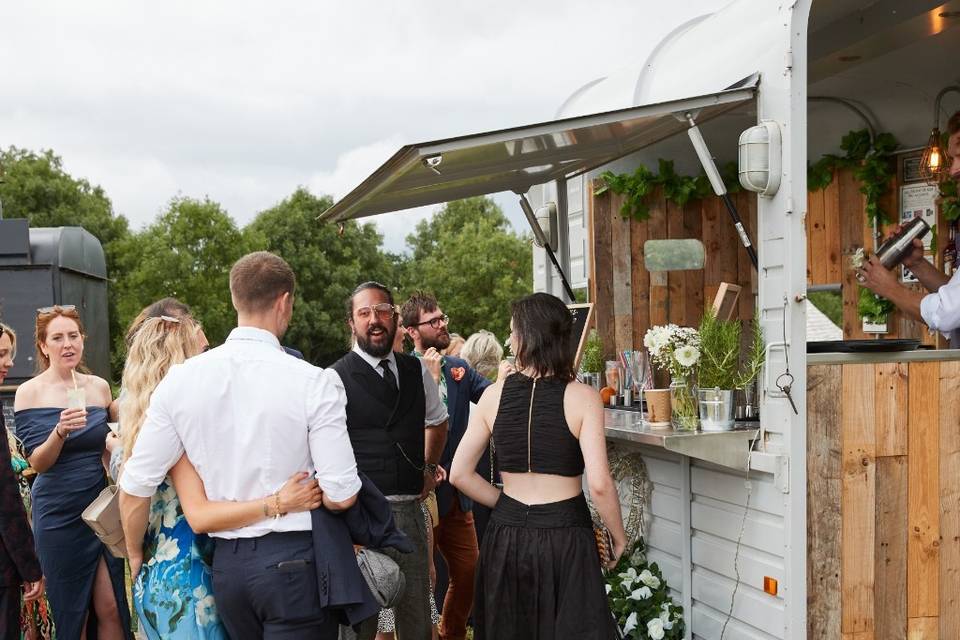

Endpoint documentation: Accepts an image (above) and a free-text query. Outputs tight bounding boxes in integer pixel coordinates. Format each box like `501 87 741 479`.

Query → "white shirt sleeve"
118 374 185 498
307 368 363 503
920 271 960 333
420 361 449 427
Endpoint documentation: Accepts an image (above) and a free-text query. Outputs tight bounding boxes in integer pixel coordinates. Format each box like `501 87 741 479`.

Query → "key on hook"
776 372 799 415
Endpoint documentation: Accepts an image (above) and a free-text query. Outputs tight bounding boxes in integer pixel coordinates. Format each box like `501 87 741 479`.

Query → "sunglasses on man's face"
354 303 397 322
37 305 77 315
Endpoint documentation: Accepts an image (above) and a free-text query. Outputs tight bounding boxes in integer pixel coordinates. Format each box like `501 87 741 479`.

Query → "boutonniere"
450 367 466 382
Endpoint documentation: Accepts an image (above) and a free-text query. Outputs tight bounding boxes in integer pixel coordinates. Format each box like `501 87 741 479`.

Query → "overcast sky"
1 0 727 252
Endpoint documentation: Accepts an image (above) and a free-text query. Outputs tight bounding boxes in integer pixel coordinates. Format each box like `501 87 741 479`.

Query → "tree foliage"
243 188 395 366
400 196 532 343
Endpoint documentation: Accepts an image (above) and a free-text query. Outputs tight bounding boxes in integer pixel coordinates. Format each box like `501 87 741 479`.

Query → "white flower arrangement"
606 540 685 639
643 324 700 380
850 247 867 269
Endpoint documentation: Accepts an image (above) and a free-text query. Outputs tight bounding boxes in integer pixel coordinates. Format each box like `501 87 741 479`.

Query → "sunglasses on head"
37 305 77 315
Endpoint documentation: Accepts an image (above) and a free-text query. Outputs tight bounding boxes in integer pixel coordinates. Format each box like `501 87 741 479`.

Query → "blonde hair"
0 322 15 358
461 330 503 380
120 316 202 460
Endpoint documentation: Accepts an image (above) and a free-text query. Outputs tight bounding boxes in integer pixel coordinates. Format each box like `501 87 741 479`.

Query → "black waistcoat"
331 351 426 496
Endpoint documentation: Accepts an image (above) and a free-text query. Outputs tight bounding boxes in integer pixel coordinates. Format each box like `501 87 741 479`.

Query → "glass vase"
670 377 699 431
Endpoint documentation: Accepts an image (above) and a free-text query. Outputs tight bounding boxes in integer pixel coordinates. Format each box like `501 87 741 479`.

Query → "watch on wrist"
424 463 438 476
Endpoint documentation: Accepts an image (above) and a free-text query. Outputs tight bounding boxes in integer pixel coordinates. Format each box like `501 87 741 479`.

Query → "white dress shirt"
920 270 960 346
348 342 448 427
120 326 362 539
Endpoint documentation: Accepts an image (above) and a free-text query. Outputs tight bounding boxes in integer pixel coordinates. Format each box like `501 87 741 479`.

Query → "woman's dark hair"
511 292 575 382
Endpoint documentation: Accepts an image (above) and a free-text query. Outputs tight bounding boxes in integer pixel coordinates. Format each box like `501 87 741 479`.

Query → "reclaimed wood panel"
589 182 616 362
940 361 960 638
875 455 908 640
683 200 705 326
630 216 650 351
701 195 723 308
611 192 633 355
666 199 685 325
824 177 843 283
875 362 908 457
908 362 940 619
907 616 938 639
807 364 843 639
647 191 669 328
809 186 828 284
841 363 877 634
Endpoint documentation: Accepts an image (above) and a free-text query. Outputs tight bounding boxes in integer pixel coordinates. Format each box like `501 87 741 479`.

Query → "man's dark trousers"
212 531 338 640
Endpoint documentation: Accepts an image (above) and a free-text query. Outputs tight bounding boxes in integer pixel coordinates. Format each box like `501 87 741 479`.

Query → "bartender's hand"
857 254 900 298
886 224 925 269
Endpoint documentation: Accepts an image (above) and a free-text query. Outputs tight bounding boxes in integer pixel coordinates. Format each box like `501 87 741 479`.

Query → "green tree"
243 188 395 366
0 147 131 376
114 196 249 353
400 196 532 343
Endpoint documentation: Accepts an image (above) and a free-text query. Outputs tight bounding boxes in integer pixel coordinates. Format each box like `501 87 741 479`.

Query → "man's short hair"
230 252 296 314
400 291 439 329
948 110 960 136
345 281 394 321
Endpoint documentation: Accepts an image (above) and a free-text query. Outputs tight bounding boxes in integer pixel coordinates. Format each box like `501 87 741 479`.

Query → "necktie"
379 359 398 392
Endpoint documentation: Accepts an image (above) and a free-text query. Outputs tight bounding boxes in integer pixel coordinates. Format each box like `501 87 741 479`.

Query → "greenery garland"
594 159 741 222
807 129 898 227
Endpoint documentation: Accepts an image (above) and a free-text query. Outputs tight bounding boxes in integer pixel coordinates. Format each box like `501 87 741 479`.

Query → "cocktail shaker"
876 217 930 269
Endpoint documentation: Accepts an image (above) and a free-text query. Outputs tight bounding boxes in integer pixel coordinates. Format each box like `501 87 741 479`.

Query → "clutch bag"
82 484 127 559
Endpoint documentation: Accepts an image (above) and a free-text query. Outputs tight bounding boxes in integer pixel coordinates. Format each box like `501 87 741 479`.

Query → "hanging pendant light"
921 86 960 184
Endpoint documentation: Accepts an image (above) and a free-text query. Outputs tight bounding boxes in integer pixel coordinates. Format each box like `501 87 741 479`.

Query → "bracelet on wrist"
274 492 283 519
262 497 271 518
55 425 66 440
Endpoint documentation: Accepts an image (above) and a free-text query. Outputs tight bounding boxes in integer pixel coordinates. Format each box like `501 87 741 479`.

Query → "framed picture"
567 303 594 370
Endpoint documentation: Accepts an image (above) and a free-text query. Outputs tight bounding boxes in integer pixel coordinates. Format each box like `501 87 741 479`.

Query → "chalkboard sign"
568 303 594 369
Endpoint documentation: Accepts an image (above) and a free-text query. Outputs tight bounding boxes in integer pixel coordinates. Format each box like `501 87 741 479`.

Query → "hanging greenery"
807 129 899 227
593 159 741 222
939 178 959 222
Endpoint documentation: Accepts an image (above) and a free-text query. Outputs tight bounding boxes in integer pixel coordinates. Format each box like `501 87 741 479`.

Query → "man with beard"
401 292 491 640
332 282 448 640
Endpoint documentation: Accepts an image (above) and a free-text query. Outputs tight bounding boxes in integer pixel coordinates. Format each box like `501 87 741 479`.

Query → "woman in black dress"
450 293 627 640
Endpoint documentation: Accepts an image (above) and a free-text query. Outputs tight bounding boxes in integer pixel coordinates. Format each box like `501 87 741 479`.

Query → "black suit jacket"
0 412 42 587
311 472 412 627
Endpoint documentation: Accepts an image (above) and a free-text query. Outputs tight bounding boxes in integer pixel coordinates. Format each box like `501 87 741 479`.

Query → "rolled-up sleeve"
920 273 960 333
307 369 362 503
421 362 449 427
118 375 185 498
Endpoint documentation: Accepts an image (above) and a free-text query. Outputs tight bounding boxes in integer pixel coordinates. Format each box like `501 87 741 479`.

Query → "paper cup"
644 388 672 426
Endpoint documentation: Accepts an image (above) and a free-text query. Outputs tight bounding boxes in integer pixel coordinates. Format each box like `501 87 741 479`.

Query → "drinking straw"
71 369 78 391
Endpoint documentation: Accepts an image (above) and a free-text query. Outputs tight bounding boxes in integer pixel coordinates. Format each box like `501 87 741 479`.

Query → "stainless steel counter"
807 348 960 365
604 408 760 470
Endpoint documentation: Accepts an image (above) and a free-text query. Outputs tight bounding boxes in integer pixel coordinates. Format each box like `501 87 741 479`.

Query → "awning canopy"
319 82 756 223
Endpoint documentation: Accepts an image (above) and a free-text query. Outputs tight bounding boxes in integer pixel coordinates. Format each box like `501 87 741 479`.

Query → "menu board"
568 303 594 369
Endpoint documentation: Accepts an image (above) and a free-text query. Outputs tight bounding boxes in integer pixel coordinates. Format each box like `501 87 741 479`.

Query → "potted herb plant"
581 329 604 390
696 311 765 431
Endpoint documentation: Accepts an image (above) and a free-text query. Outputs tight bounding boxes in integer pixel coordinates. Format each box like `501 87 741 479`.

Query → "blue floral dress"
134 480 227 639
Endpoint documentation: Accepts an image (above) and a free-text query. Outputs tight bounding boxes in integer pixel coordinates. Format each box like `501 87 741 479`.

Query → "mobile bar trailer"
319 1 960 637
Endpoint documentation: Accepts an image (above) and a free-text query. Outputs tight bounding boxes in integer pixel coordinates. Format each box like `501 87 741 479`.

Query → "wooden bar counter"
807 350 960 639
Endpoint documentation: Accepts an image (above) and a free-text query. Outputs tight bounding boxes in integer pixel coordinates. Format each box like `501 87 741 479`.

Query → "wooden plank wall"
806 359 960 638
587 184 756 363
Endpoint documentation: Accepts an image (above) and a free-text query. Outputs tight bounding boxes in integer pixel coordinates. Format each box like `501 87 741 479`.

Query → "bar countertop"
807 348 960 365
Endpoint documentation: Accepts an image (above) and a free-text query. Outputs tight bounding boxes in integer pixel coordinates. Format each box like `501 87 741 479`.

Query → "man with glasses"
332 282 448 640
401 292 491 640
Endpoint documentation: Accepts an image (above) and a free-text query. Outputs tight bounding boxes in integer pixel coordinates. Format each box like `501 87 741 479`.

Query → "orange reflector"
764 576 778 596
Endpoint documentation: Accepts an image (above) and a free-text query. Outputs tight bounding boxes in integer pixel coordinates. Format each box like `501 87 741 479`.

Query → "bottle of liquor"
944 221 957 276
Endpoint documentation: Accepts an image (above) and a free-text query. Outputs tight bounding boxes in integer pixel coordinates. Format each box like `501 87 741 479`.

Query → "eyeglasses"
354 303 397 322
412 314 450 330
37 305 77 315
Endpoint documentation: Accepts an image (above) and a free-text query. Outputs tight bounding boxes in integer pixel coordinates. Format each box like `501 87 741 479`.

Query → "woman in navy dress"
14 305 130 639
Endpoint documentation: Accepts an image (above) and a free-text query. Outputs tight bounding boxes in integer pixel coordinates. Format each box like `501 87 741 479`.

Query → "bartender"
858 110 960 343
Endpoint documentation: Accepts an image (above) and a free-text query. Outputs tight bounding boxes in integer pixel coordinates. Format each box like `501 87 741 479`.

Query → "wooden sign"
568 303 595 370
712 282 742 321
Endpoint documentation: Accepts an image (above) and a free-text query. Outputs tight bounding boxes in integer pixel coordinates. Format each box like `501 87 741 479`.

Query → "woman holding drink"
14 305 131 639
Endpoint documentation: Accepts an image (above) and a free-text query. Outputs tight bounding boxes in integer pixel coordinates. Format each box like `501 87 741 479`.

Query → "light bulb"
929 148 942 170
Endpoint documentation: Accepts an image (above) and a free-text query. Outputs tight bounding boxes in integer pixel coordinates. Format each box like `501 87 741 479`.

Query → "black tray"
807 339 920 353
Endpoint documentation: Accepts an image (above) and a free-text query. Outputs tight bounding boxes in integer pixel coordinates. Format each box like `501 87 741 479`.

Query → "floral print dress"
134 480 226 639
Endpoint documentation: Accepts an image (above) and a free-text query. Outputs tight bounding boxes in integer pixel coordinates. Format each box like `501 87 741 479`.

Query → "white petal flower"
647 617 666 640
194 585 219 627
629 586 652 600
622 611 638 635
659 608 673 630
618 567 638 590
605 583 612 595
152 533 180 563
639 569 661 589
675 345 700 368
851 247 866 269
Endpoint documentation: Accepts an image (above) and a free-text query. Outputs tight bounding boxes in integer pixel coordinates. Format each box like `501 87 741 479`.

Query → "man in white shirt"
119 251 362 639
859 111 960 344
331 282 448 640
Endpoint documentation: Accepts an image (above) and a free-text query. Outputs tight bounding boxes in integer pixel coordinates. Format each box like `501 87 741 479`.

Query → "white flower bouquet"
642 324 700 380
606 540 685 639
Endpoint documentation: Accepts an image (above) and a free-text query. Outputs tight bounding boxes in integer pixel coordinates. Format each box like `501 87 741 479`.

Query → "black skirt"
474 493 616 640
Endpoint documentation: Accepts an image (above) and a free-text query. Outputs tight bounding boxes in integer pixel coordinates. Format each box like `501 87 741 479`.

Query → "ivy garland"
594 159 741 222
807 129 898 227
